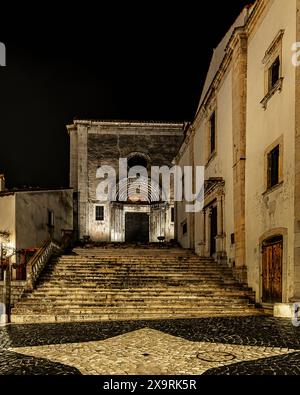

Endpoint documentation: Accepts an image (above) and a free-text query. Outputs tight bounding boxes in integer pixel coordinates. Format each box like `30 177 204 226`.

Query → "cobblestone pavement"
0 317 300 375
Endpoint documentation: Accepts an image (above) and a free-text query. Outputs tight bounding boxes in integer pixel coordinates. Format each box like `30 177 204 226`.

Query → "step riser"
11 312 262 324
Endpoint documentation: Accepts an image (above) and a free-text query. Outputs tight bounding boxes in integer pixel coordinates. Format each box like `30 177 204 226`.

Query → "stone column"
198 209 206 257
205 208 211 257
189 128 195 250
216 193 225 256
216 195 222 247
161 207 166 238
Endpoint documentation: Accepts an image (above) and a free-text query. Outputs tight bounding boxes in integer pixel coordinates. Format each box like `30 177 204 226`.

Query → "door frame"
259 228 288 304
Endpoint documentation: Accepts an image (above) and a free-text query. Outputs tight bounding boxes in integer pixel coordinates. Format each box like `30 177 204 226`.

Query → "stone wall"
0 281 26 307
175 0 299 305
15 189 74 250
0 194 16 247
245 0 296 302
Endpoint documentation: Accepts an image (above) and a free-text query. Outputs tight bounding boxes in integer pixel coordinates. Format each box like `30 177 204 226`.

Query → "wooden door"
262 237 283 303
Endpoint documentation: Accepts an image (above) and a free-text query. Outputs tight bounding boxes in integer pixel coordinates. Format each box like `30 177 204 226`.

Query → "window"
268 145 280 189
261 30 284 109
264 137 283 193
269 57 280 91
95 206 104 221
47 210 54 228
209 111 216 154
182 222 188 235
171 207 175 223
231 233 235 245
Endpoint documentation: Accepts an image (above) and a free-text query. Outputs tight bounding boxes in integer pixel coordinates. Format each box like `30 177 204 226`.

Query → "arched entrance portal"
262 235 283 303
110 176 171 244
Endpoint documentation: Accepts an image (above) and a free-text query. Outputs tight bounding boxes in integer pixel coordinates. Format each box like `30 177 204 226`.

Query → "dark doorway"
210 206 218 256
125 213 149 243
262 236 283 303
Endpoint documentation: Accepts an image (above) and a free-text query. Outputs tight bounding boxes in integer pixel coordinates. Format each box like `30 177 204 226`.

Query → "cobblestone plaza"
1 317 300 375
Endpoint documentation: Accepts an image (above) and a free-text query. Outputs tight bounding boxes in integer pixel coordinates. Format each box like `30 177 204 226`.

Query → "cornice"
244 0 270 39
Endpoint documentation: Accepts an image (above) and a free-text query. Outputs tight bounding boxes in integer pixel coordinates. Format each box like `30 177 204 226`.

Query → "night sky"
0 2 251 189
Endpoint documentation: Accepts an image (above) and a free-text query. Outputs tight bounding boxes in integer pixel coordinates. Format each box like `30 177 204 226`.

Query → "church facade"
67 120 184 244
175 0 300 316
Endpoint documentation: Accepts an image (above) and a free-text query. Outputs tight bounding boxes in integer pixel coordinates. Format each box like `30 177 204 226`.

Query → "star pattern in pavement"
9 328 297 375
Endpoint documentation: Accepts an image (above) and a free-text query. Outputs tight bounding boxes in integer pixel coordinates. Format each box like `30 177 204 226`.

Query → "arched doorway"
110 175 169 244
262 235 283 303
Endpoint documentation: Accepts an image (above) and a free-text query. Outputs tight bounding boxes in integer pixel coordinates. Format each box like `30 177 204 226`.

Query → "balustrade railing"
25 240 61 291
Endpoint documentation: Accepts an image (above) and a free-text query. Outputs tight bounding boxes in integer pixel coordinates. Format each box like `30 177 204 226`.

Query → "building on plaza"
175 0 300 316
0 180 73 280
67 120 185 244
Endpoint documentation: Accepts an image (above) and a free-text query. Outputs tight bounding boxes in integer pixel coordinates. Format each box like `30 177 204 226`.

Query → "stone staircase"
11 248 263 323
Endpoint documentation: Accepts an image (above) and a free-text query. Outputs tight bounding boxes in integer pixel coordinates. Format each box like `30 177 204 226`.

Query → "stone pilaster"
68 125 78 190
189 128 195 250
197 209 206 257
77 125 88 239
294 0 300 299
205 208 212 257
231 30 248 283
216 192 226 264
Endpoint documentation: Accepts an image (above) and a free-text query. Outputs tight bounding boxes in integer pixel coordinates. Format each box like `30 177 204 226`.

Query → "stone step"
27 289 253 299
47 274 235 279
45 264 232 268
11 310 263 324
12 304 255 315
46 266 234 271
43 267 231 273
17 296 252 305
37 280 239 286
51 258 221 262
39 272 232 278
19 301 253 309
24 285 251 293
24 285 254 293
38 281 232 286
58 256 211 260
59 259 212 262
31 285 251 293
13 303 254 316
